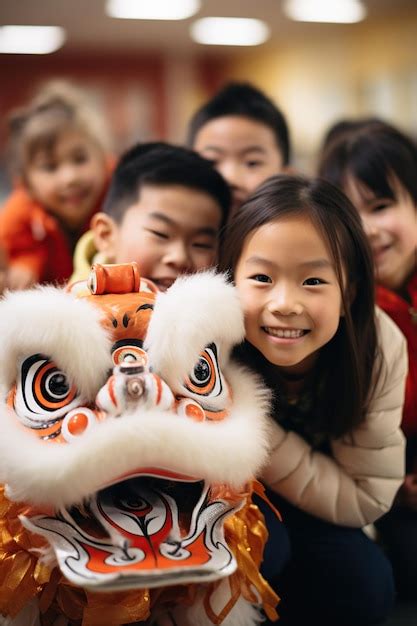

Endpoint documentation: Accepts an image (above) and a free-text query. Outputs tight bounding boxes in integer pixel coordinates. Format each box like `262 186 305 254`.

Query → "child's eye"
303 277 325 286
250 274 272 283
246 160 264 169
148 229 169 240
72 151 89 165
193 241 215 250
38 162 56 172
372 201 391 213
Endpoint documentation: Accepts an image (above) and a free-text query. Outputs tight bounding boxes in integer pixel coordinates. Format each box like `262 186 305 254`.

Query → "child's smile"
345 175 417 290
235 215 343 376
262 326 309 340
26 129 106 230
94 184 221 292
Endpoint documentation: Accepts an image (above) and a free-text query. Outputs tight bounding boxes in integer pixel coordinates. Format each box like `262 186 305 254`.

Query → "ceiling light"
0 25 66 54
190 17 270 46
283 0 366 23
106 0 200 20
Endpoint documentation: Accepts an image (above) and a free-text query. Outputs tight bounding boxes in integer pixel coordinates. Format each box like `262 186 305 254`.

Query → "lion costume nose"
126 377 146 399
118 363 147 399
96 362 175 417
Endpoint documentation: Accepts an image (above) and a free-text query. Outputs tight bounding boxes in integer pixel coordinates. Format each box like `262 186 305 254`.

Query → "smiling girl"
219 175 407 625
0 81 112 289
318 119 417 601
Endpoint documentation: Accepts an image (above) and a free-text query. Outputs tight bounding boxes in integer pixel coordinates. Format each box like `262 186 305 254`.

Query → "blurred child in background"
318 118 417 601
71 141 230 288
0 81 112 289
187 82 291 216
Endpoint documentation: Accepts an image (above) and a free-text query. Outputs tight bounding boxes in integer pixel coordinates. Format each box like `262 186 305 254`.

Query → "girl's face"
344 175 417 290
25 128 106 230
235 215 343 376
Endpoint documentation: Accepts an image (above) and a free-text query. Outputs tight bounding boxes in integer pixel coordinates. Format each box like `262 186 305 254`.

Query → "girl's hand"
0 269 7 294
397 474 417 511
5 265 37 290
0 245 8 294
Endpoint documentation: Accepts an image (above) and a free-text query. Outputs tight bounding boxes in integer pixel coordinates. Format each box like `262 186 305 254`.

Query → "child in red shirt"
0 81 112 289
319 118 417 600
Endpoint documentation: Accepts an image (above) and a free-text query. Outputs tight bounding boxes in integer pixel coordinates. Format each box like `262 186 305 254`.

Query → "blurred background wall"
1 0 416 180
224 6 417 170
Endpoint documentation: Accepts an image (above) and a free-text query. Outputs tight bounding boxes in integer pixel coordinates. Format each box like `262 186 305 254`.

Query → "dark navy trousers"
256 490 396 626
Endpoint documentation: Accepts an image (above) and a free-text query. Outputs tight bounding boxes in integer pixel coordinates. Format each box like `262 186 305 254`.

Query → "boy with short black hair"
71 142 230 289
187 82 291 215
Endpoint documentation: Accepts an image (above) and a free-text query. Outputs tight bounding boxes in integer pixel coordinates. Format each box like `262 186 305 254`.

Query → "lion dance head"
0 263 278 626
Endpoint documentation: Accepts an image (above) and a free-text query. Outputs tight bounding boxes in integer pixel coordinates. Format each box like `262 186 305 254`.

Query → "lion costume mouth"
21 471 240 591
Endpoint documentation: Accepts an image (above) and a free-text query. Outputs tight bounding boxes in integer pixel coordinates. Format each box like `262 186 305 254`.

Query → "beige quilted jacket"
262 308 407 528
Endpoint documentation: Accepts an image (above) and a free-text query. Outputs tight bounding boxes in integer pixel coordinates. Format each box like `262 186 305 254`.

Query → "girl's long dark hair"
218 175 378 438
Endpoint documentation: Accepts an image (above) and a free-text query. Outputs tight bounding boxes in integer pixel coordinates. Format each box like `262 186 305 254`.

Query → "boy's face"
25 129 106 230
193 115 285 216
93 184 221 291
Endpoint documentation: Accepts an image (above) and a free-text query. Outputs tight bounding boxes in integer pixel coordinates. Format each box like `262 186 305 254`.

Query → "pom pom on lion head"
0 264 278 626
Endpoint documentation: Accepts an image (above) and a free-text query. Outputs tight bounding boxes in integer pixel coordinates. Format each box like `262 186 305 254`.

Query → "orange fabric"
0 163 113 285
376 272 417 439
91 261 141 294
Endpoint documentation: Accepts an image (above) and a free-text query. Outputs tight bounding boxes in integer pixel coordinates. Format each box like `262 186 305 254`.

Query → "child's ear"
91 213 118 260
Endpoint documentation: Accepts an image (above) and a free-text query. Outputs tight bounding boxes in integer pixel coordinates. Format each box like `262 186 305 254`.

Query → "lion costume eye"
14 354 80 422
184 344 223 399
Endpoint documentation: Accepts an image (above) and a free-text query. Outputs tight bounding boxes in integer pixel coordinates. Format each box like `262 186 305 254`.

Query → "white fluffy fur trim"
0 363 271 509
0 287 112 400
145 272 245 388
